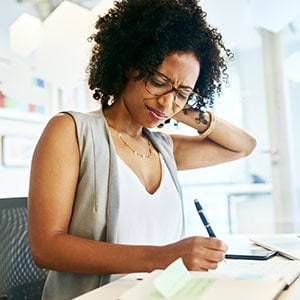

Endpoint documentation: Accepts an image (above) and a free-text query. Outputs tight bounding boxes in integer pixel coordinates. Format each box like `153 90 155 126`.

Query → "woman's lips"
147 107 168 121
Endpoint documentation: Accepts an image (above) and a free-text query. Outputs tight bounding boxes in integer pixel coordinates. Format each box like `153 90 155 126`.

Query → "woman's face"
120 51 200 128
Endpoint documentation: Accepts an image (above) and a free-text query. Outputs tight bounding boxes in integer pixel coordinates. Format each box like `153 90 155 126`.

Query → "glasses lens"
146 73 172 96
174 90 195 106
185 92 199 107
145 72 198 107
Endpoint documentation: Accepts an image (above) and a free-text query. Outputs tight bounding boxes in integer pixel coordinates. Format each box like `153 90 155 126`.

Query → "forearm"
174 109 256 156
31 233 166 274
30 233 227 274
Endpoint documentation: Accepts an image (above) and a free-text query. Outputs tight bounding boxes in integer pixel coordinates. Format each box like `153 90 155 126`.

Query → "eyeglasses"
144 71 200 108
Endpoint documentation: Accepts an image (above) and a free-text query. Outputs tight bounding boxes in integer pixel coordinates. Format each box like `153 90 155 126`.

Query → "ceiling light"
9 12 42 57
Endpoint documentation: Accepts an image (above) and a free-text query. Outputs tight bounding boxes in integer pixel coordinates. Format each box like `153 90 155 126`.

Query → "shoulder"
61 109 103 123
47 109 105 135
39 114 77 147
45 113 75 132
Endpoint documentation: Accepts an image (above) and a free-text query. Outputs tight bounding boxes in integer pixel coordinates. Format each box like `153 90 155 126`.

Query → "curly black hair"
87 0 233 117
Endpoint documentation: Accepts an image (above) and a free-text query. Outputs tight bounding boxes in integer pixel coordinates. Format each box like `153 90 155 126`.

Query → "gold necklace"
118 133 152 158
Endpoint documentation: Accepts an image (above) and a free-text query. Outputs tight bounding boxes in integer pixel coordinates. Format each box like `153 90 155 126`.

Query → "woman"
28 0 256 299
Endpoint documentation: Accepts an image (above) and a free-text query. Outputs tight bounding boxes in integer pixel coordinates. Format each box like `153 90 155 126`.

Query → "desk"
74 234 300 300
74 272 300 300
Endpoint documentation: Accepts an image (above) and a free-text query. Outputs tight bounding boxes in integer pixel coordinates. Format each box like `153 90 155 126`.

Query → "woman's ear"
125 67 138 79
124 67 132 78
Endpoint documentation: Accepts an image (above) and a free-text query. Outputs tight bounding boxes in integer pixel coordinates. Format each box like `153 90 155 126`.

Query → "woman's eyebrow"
156 71 194 90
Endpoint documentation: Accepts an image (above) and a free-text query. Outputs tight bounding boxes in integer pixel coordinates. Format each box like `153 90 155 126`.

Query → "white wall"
0 118 46 197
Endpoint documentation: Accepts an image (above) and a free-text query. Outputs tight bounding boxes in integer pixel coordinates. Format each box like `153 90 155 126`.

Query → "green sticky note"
154 258 191 298
173 277 215 299
153 258 215 299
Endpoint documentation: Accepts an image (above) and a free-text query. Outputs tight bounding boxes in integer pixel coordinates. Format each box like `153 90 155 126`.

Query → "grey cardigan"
41 108 185 300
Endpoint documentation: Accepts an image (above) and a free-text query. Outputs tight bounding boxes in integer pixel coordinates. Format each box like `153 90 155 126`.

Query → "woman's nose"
156 90 176 108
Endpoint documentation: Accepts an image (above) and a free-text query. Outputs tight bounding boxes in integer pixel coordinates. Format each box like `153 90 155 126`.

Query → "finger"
208 250 226 262
201 237 228 252
189 259 218 271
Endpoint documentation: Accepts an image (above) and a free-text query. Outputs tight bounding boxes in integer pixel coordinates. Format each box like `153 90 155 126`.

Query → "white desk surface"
74 273 300 300
73 234 300 300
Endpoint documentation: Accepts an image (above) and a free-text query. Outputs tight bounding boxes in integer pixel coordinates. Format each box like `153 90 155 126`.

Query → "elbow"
29 232 69 270
241 136 257 157
30 241 49 269
29 233 56 269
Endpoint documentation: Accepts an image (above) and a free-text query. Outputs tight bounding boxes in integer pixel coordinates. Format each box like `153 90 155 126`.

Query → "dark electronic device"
225 249 277 260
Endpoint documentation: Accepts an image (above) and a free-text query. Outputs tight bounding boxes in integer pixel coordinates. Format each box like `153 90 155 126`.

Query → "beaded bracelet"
197 111 216 138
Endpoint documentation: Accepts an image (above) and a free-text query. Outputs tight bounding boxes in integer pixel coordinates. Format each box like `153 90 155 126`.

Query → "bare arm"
171 110 257 170
28 114 227 275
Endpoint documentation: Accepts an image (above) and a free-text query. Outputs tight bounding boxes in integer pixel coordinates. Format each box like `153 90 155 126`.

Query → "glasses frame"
144 71 200 108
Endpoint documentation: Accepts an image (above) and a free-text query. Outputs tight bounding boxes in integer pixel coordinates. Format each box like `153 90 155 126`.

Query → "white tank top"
116 155 183 245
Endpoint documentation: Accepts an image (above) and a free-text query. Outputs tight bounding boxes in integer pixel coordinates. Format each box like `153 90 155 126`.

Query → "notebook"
212 256 300 286
250 234 300 260
119 257 300 300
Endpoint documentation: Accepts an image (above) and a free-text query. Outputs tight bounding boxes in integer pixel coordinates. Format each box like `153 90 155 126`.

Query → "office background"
0 0 299 235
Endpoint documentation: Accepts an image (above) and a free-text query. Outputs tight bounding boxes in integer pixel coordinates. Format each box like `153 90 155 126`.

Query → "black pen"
194 199 216 237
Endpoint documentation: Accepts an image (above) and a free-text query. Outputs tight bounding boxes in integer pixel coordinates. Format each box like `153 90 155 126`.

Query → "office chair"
0 197 48 300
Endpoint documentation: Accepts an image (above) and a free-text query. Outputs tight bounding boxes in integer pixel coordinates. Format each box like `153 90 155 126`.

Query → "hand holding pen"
159 199 226 270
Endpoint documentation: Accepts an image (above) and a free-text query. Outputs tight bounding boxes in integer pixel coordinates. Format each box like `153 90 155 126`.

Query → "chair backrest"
0 197 48 300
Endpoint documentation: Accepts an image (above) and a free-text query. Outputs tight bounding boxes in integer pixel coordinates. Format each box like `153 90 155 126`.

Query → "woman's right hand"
158 236 228 271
